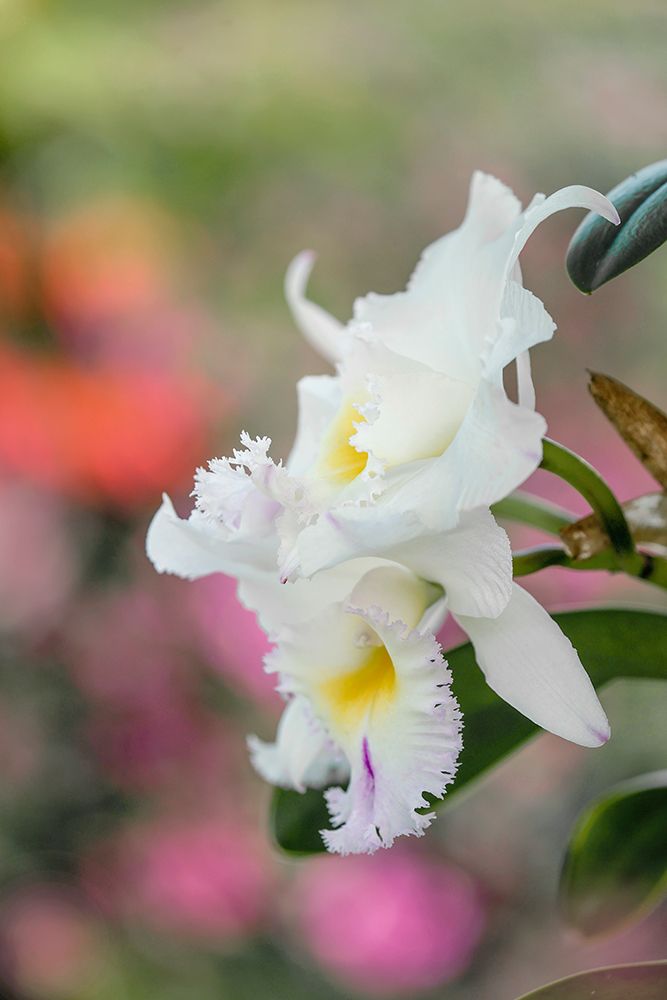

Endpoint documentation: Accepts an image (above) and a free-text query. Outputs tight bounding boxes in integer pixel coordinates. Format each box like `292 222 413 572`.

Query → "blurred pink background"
0 3 665 999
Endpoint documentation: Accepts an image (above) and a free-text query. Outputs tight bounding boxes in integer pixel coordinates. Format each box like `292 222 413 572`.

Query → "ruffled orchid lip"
253 591 463 855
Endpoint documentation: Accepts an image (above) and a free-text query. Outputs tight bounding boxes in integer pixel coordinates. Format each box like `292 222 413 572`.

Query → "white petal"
352 172 523 380
515 350 536 410
455 583 610 748
410 171 522 287
287 375 341 477
459 170 524 241
383 508 513 619
248 696 348 793
238 556 386 635
295 504 428 579
347 341 475 470
292 377 543 578
146 494 275 580
354 176 617 381
194 432 298 526
484 280 556 384
285 251 347 365
477 187 617 376
348 564 441 629
353 285 479 384
374 378 546 533
451 379 546 511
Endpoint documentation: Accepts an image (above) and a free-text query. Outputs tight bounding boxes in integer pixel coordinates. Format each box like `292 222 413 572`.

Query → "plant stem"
512 545 667 591
540 438 636 561
492 492 574 536
512 546 613 578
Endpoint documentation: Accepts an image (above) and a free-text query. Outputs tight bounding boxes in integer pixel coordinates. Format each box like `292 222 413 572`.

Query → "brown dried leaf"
561 492 667 559
589 372 667 489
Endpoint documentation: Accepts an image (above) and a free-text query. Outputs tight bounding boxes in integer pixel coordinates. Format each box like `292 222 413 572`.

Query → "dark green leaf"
270 787 332 856
270 608 667 855
516 961 667 1000
567 159 667 292
560 771 667 936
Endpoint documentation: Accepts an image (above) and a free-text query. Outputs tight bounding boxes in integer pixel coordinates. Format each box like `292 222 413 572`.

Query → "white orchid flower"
145 169 616 839
282 172 619 577
248 561 462 855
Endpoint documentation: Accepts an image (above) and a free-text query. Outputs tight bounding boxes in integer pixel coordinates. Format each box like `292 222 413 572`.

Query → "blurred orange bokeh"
0 343 215 510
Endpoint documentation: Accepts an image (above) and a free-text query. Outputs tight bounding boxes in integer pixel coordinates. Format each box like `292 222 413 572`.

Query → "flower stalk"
539 438 636 563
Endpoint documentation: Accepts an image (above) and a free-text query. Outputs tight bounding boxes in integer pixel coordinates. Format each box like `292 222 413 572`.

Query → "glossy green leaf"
560 771 667 936
270 608 667 855
516 961 667 1000
567 159 667 292
270 787 332 856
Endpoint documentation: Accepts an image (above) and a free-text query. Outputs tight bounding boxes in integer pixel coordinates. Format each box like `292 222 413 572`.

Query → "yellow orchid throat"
316 399 369 485
318 643 397 738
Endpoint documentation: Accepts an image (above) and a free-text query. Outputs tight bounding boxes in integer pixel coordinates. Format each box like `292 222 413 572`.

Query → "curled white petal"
146 494 275 580
288 375 342 477
383 508 513 620
285 251 347 365
248 696 348 792
238 556 386 636
505 185 619 277
388 378 545 528
515 350 535 411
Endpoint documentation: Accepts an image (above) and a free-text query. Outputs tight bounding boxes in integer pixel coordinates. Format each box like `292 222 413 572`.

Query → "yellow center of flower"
318 644 396 738
316 399 368 485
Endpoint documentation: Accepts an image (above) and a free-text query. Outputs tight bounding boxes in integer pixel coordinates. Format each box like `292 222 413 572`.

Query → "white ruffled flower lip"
146 170 616 854
250 566 462 854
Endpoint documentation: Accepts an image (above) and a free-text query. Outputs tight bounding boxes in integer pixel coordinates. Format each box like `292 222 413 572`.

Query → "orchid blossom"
153 173 619 583
147 170 618 854
280 172 619 577
249 562 462 854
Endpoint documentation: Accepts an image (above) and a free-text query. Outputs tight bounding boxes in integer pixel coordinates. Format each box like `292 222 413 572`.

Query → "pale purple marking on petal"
362 737 375 780
325 511 342 531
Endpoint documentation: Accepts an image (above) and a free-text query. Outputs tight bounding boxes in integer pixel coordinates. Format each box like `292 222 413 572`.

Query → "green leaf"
270 608 667 856
270 787 332 856
516 961 667 1000
560 771 667 937
567 159 667 292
